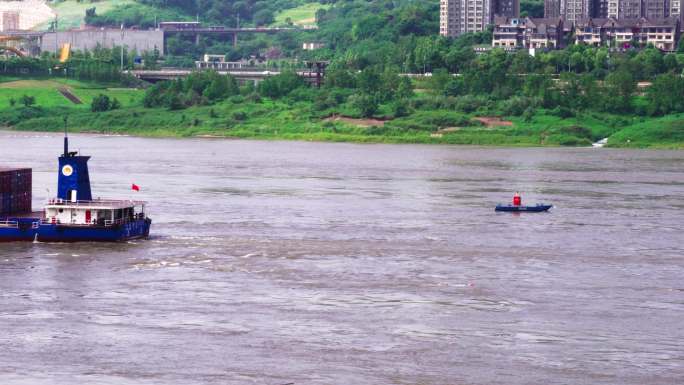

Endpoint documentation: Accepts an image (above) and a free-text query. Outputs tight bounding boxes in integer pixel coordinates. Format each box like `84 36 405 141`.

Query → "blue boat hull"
0 217 151 243
0 218 38 242
495 204 553 212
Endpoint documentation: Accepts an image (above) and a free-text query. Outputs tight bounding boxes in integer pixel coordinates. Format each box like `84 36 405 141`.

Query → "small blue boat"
0 132 151 243
495 204 553 212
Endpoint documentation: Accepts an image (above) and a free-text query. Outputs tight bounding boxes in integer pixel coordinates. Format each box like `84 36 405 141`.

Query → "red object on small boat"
513 194 521 206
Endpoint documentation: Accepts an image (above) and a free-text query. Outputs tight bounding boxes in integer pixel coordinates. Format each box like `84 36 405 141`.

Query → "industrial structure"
0 20 306 59
40 29 165 56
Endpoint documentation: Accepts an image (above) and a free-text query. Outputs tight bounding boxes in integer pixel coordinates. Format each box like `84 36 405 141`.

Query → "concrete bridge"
159 22 310 46
128 67 326 86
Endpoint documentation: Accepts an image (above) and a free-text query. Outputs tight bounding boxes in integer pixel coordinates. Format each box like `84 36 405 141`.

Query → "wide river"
0 131 682 385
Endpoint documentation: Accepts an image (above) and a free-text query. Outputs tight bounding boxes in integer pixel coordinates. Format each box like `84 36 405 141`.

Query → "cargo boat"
0 134 151 242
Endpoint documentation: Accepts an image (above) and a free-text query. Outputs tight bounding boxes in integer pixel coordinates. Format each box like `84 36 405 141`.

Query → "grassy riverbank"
1 78 683 148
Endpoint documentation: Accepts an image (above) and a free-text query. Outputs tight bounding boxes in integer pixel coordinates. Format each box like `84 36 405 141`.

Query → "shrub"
454 95 489 113
258 71 307 98
232 111 247 121
549 106 575 118
391 99 410 118
20 95 36 107
91 94 111 112
110 98 121 110
349 94 379 118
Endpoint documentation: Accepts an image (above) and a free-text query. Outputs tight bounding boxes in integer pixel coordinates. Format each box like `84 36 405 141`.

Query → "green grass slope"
608 114 684 149
273 3 331 27
39 0 136 30
0 78 143 108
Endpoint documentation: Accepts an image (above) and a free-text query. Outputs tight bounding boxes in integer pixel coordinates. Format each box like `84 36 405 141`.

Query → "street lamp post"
120 24 125 72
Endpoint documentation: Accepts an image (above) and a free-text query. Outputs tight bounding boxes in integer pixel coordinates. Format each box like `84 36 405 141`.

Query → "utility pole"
120 23 125 72
54 16 58 58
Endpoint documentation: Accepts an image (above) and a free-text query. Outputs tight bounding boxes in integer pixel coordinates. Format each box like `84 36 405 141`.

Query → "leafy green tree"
663 53 678 72
356 67 382 95
258 71 307 98
204 75 238 101
604 70 636 112
646 73 684 115
91 94 112 112
396 76 414 99
253 9 275 26
428 68 452 95
677 35 684 53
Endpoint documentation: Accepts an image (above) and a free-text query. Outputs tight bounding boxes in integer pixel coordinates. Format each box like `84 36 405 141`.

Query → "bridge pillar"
232 33 238 47
195 34 201 45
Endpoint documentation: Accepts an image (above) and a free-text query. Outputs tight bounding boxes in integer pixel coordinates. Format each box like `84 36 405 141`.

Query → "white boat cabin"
44 199 146 226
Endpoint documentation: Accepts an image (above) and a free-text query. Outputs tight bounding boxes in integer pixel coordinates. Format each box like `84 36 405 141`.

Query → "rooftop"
45 199 146 210
0 167 31 173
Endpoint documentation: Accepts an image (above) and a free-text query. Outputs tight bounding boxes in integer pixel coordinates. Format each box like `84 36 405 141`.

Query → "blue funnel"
57 136 92 202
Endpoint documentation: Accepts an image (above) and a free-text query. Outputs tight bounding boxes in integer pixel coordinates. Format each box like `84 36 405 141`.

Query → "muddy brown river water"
0 131 683 385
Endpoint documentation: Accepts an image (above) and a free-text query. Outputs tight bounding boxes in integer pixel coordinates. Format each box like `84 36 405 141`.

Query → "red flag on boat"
132 184 140 192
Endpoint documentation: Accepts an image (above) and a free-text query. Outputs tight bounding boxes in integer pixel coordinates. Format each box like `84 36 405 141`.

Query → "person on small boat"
513 192 522 206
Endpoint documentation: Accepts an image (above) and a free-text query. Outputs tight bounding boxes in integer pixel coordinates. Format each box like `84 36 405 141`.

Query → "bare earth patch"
324 115 388 127
0 80 66 89
58 87 82 104
473 117 514 128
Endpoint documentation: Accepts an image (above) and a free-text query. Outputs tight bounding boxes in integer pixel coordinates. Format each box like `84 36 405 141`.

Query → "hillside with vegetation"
3 0 682 148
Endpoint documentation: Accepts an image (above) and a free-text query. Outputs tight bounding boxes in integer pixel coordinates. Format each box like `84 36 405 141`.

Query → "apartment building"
491 16 526 48
492 17 569 49
563 0 595 22
542 0 675 20
440 0 519 37
671 0 681 20
575 17 680 50
545 0 562 17
642 0 669 18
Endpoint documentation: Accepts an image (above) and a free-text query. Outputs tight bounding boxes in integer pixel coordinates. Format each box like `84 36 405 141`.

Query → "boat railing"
46 198 147 207
0 220 18 229
40 217 133 227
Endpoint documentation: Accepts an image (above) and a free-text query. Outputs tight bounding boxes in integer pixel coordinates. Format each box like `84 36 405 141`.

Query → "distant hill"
62 0 330 29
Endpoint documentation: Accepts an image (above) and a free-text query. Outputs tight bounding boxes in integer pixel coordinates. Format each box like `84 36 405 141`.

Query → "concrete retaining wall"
41 29 164 55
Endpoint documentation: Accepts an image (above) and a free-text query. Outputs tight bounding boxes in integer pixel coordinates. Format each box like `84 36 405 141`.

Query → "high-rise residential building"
607 0 643 18
543 0 675 20
440 0 519 37
594 0 610 17
562 0 594 22
670 0 681 19
545 0 595 21
497 0 521 17
642 0 669 18
440 0 457 37
545 0 562 17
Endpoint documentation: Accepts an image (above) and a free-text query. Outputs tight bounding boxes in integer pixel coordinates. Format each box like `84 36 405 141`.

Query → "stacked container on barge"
0 168 32 215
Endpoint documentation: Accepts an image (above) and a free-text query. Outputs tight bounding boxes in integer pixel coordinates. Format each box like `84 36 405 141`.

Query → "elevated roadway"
128 67 325 86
